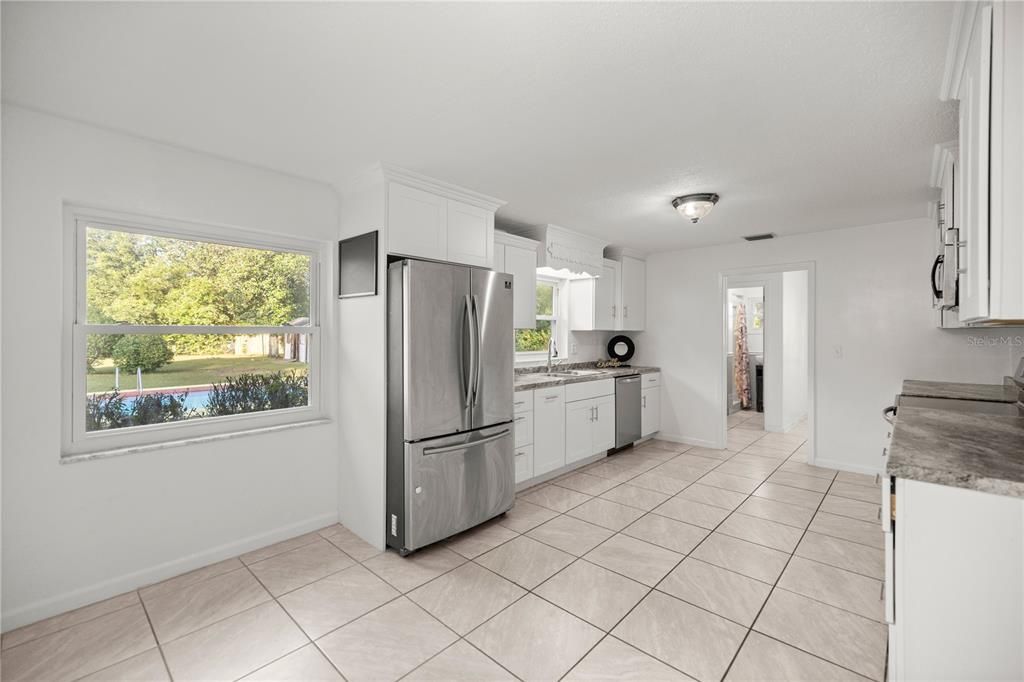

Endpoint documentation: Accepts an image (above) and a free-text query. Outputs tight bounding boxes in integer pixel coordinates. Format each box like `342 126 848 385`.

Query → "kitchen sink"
899 395 1023 417
548 369 608 377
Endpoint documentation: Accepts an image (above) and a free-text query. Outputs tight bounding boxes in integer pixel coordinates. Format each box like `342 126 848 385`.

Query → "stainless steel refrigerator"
386 258 515 555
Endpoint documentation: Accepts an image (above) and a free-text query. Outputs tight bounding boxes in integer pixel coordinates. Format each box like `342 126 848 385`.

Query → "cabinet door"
388 183 447 261
591 395 616 453
447 200 493 267
533 387 566 476
594 263 617 330
957 6 992 321
505 245 538 329
514 444 534 484
565 399 596 464
620 256 646 330
641 387 661 437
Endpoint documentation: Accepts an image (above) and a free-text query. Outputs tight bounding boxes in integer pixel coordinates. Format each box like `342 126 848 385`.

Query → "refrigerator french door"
386 258 514 555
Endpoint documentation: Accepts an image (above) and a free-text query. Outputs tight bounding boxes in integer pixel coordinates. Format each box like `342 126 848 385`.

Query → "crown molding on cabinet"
494 230 540 250
604 246 648 260
941 1 981 101
376 163 506 212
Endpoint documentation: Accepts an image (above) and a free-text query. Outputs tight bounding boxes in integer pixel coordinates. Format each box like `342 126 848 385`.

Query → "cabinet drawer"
514 411 534 448
514 444 535 484
565 378 615 403
513 391 534 414
642 372 661 388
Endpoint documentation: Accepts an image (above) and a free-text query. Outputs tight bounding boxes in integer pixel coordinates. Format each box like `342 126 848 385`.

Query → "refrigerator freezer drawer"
392 424 514 553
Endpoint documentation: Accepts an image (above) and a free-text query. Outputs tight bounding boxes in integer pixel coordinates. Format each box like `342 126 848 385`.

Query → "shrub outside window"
64 209 325 458
515 278 558 357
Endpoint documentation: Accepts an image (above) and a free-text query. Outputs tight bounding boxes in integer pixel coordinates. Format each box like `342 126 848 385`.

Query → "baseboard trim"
655 433 720 449
2 512 338 632
812 457 881 477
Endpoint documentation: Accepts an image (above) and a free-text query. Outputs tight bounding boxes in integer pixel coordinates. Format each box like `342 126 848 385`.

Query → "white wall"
636 218 1018 473
1 106 341 629
336 182 388 550
781 270 809 430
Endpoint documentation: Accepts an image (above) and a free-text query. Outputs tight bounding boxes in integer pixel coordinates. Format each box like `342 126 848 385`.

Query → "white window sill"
60 417 333 465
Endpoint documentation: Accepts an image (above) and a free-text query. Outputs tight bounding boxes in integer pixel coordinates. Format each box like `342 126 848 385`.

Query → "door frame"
717 262 817 464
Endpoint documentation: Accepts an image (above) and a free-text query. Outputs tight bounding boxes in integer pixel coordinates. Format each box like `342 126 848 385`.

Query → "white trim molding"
377 162 506 212
941 1 980 101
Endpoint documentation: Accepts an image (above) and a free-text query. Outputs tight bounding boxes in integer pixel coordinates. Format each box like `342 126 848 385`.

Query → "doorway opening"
720 265 814 463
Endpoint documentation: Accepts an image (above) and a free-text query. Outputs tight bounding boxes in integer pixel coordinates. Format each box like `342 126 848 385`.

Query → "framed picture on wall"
338 230 378 298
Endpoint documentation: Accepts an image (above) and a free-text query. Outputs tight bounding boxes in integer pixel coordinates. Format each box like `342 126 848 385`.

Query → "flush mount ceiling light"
672 193 720 223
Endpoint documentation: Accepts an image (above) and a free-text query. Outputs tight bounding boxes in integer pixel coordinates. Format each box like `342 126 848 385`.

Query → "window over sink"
515 278 559 360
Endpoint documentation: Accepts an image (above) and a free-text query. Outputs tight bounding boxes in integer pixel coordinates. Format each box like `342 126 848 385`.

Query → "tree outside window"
515 279 557 353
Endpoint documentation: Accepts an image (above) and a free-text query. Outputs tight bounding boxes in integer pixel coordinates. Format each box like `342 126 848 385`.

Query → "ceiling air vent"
742 233 776 242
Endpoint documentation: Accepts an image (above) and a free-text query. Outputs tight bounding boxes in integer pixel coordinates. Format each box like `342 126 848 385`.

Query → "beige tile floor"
1 411 887 681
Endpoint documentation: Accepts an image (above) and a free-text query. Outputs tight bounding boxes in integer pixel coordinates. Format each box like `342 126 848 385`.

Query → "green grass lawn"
88 355 308 394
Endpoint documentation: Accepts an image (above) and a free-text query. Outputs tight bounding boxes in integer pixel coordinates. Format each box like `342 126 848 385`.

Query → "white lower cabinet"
890 477 1024 681
564 381 615 465
532 386 566 477
641 387 660 437
513 391 535 484
514 445 534 484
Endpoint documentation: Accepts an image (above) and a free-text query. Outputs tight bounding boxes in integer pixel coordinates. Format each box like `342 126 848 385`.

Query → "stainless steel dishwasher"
615 375 642 447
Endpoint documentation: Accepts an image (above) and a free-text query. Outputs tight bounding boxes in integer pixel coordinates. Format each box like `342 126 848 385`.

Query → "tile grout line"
0 601 143 655
717 464 882 682
556 435 795 680
134 590 175 682
12 425 883 682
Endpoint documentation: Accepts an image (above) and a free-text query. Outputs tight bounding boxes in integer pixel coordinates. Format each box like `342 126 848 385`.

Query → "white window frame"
62 205 329 461
515 276 561 363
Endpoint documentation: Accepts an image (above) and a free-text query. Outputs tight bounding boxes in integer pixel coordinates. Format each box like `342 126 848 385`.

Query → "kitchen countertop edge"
514 366 660 391
886 404 1024 499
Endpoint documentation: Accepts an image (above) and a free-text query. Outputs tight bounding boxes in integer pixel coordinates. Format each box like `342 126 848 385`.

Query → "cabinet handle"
623 305 629 319
595 406 599 420
878 507 882 521
612 304 617 319
875 473 881 486
642 395 647 408
544 395 559 402
516 450 525 457
514 400 525 407
882 447 888 458
515 416 525 422
879 583 885 601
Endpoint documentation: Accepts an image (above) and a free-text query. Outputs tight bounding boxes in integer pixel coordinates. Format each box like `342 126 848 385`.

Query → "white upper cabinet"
387 183 448 262
375 165 505 268
955 6 992 321
947 3 1024 324
568 259 620 331
619 255 646 330
446 200 493 267
495 231 539 329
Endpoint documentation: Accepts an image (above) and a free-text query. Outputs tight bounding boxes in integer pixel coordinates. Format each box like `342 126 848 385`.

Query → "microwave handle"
930 254 944 300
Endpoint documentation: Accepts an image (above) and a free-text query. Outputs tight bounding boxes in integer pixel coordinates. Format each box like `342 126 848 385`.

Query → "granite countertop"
514 364 660 391
887 384 1024 498
901 379 1019 403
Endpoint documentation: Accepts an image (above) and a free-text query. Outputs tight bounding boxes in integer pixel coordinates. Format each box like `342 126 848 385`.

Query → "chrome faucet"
546 337 559 374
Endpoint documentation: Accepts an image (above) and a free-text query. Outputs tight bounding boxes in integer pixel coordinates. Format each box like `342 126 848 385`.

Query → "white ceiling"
2 2 956 252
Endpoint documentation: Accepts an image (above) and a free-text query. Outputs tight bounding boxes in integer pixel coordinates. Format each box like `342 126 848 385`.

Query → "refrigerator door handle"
471 294 483 406
422 428 512 456
463 294 475 409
